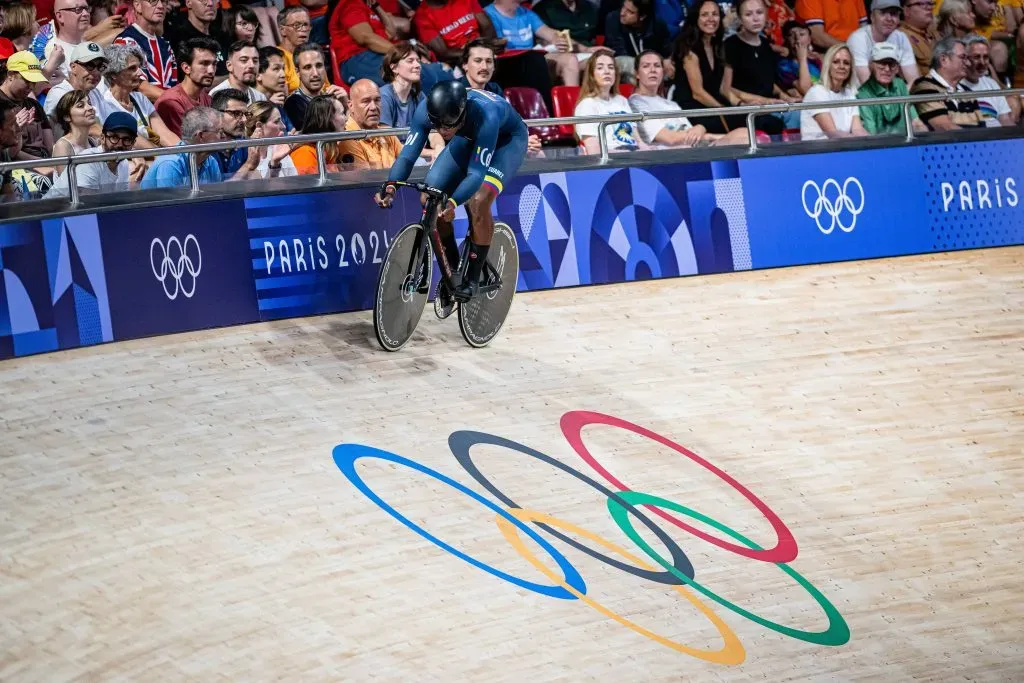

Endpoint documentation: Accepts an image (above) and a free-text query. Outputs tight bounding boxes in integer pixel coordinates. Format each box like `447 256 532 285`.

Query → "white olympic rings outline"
150 234 202 300
801 178 865 234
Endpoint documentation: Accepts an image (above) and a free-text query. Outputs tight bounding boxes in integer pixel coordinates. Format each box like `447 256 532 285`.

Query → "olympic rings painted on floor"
333 412 851 661
332 443 586 599
449 429 695 585
496 508 746 664
608 490 850 646
560 410 800 564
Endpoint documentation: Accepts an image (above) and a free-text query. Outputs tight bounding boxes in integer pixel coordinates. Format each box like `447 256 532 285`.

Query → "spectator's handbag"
130 95 162 148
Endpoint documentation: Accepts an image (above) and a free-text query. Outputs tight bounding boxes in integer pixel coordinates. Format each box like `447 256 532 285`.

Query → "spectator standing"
846 0 920 84
959 34 1017 125
141 106 261 187
629 49 749 146
0 51 53 161
673 0 748 134
165 0 228 77
901 0 940 74
777 20 822 96
603 0 670 82
485 0 578 88
154 36 217 136
722 0 800 134
98 42 180 147
910 35 986 129
458 38 504 95
534 0 599 49
114 0 178 101
50 89 98 163
574 50 643 154
256 46 294 129
336 78 403 168
245 100 296 177
795 0 867 49
283 42 348 126
211 88 251 175
277 6 311 92
210 41 267 102
43 41 106 120
46 111 137 196
799 43 867 139
856 41 926 134
413 0 500 67
290 94 348 174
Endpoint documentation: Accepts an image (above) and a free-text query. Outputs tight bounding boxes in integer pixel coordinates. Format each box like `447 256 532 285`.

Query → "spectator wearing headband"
856 41 926 134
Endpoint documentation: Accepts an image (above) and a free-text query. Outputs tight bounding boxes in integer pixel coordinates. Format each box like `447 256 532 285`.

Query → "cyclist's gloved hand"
438 198 457 223
374 183 396 209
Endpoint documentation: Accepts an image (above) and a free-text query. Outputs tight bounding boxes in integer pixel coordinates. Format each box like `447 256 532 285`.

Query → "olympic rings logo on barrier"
801 178 865 235
150 234 202 300
332 411 851 663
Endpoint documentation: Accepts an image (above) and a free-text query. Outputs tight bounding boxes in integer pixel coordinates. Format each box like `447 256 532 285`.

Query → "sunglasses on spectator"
76 61 108 72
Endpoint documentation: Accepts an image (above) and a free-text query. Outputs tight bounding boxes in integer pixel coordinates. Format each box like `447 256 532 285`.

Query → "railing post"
316 140 327 183
746 112 758 154
187 152 200 194
597 122 610 163
66 158 80 206
903 102 915 142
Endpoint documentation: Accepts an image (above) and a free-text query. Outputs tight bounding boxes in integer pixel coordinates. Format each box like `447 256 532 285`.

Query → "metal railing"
2 86 1020 206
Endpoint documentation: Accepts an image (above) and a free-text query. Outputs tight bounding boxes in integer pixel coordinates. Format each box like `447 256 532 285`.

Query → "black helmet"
426 80 468 129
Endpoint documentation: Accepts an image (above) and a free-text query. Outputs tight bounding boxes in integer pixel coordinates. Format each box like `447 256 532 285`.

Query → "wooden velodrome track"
1 247 1022 681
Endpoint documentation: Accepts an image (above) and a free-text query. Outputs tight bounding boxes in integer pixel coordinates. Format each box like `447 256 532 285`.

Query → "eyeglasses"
218 108 247 118
104 132 137 145
58 6 91 14
875 61 900 70
283 22 312 30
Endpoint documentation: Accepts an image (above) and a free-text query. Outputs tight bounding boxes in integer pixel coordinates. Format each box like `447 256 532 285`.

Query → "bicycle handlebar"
381 181 448 204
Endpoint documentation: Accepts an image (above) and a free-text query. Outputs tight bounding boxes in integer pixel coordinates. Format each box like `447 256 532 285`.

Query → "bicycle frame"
382 181 465 292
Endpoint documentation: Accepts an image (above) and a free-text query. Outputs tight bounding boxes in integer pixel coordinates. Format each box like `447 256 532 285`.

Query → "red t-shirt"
330 0 400 64
414 0 483 50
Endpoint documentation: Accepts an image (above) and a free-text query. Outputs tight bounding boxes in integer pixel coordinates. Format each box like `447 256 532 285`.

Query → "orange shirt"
290 144 343 174
335 117 404 169
795 0 867 42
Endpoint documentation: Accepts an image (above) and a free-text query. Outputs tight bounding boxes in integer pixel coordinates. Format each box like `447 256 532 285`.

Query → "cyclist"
375 80 528 316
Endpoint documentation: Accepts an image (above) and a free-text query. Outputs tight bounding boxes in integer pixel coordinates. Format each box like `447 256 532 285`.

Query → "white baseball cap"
870 42 900 63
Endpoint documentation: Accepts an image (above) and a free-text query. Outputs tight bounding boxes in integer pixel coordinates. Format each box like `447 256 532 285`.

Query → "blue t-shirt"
484 5 545 50
141 149 224 189
379 83 426 129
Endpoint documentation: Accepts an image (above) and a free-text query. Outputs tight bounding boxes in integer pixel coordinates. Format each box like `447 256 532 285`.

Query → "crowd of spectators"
0 0 1018 199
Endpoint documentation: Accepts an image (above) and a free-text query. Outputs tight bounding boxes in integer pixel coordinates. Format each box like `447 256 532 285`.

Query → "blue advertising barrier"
2 138 1023 360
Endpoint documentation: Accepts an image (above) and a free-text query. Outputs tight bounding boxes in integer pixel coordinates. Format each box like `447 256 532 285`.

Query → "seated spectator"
221 5 262 47
46 0 120 78
277 6 310 93
0 99 24 197
284 43 348 128
336 79 403 168
722 0 800 135
211 88 251 175
256 46 294 130
968 0 1011 74
485 0 578 88
114 0 178 102
245 101 296 177
799 43 867 139
46 111 137 196
414 0 501 67
98 43 180 148
795 0 867 49
210 41 266 102
141 106 261 187
574 51 644 154
459 38 504 95
857 41 927 134
764 0 797 48
50 90 98 165
379 41 424 127
629 50 749 147
778 20 822 96
2 4 40 52
673 0 748 134
534 0 600 49
294 0 332 47
847 0 920 84
603 0 670 83
959 34 1017 125
43 41 106 121
910 35 986 129
1 52 54 161
331 0 417 86
165 0 228 77
290 94 348 174
938 0 976 38
901 0 940 74
154 36 218 137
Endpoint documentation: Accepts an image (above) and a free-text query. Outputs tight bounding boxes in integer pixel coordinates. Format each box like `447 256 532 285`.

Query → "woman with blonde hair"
938 0 977 38
245 101 296 178
574 50 646 154
800 43 868 140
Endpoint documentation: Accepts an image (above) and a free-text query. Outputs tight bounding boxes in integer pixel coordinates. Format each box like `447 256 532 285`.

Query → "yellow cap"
7 51 48 83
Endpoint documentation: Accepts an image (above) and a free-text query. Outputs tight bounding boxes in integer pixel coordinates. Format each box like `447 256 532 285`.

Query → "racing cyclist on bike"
375 80 529 316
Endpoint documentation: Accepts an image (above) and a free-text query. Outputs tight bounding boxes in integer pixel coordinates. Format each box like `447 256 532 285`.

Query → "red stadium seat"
330 45 344 87
504 87 572 145
618 83 634 98
550 85 580 139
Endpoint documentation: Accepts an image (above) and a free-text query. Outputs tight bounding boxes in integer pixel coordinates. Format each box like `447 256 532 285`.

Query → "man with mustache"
155 36 217 136
283 42 347 127
210 41 267 102
114 0 178 102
